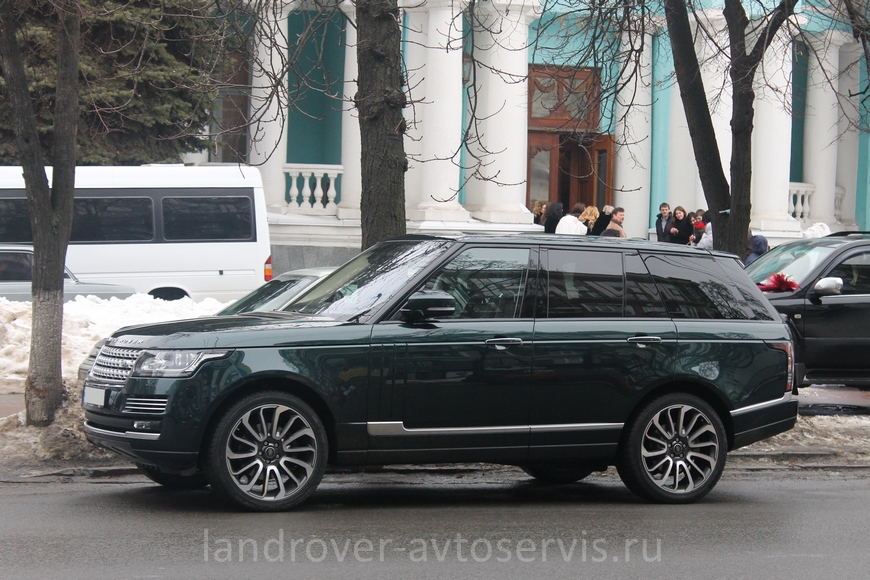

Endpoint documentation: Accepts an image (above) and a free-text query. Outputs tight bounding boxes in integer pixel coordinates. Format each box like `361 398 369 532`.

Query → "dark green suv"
83 235 796 510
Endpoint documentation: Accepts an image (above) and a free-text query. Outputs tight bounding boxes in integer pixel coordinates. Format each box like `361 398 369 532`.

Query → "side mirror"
400 289 456 322
813 276 843 297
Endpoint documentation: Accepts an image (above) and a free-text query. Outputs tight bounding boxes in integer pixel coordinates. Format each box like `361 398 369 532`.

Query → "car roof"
383 233 738 258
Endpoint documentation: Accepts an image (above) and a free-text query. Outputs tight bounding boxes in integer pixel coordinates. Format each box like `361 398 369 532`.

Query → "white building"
186 1 870 272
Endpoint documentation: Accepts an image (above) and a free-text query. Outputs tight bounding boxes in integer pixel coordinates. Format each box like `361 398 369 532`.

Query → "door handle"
626 336 662 347
485 337 524 350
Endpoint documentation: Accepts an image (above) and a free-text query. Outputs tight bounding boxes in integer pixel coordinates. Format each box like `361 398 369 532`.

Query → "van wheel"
617 393 726 504
149 287 188 301
205 391 327 512
521 464 595 485
135 463 208 490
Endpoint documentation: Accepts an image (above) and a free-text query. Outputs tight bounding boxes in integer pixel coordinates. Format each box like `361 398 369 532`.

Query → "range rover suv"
745 231 870 388
83 235 797 510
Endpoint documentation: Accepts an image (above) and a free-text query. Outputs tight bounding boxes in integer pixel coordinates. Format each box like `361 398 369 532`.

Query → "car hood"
107 311 371 350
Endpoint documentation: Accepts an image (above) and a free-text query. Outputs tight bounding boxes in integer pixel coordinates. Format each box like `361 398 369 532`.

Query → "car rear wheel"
135 463 208 490
205 391 327 512
521 464 595 485
617 393 726 504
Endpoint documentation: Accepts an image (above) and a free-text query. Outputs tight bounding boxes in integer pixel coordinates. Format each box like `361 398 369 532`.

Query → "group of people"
654 202 713 249
532 201 627 238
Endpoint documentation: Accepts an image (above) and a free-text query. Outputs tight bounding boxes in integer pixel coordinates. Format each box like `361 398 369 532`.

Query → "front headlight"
132 349 231 378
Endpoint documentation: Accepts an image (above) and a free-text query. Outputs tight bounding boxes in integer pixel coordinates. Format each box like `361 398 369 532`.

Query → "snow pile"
0 294 227 394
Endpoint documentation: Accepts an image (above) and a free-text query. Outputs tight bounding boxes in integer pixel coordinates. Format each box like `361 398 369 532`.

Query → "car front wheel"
617 393 726 504
205 391 327 511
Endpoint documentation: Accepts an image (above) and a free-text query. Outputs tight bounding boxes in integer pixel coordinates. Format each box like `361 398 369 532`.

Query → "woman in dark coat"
667 206 693 245
589 205 614 236
543 201 564 233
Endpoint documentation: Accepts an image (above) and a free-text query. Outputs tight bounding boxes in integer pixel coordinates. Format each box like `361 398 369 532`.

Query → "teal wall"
790 42 808 182
285 11 345 166
650 32 673 228
858 59 870 230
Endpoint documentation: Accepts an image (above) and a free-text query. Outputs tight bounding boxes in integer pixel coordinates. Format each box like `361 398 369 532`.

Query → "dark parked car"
745 231 870 388
82 235 796 510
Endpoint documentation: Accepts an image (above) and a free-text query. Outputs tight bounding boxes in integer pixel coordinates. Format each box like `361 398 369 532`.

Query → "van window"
0 199 32 243
162 197 253 241
71 198 154 242
544 249 623 318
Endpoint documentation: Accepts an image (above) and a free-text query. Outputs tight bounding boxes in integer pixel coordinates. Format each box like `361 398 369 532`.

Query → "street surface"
0 465 868 579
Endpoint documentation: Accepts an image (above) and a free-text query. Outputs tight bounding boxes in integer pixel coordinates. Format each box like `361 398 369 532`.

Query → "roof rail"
824 231 870 237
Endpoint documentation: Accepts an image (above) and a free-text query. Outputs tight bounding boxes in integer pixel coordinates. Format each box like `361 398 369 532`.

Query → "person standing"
543 201 564 233
578 206 599 233
555 202 588 234
655 203 672 242
589 205 614 236
667 206 693 244
602 207 627 238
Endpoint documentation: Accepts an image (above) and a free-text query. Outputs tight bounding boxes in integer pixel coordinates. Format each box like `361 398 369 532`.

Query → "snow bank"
0 294 228 393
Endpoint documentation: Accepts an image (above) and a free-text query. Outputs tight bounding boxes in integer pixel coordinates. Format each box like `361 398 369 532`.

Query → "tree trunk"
0 0 80 426
355 0 407 250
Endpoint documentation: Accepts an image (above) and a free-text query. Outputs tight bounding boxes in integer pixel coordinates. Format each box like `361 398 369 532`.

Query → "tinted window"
162 197 253 241
544 249 623 318
644 253 775 320
0 199 33 242
0 252 32 281
419 247 531 319
715 257 779 320
827 251 870 295
71 198 154 242
624 253 667 317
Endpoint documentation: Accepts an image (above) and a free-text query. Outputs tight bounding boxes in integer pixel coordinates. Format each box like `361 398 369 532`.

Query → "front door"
803 249 870 375
368 245 537 462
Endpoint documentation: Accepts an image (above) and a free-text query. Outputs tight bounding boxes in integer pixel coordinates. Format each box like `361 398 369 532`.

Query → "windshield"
287 239 450 320
744 240 841 288
217 276 316 315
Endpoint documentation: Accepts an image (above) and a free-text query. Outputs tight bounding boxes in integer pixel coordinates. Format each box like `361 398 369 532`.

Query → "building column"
804 31 849 229
249 3 294 211
402 1 470 221
462 0 540 224
837 43 862 230
613 29 653 238
337 1 362 220
749 27 803 237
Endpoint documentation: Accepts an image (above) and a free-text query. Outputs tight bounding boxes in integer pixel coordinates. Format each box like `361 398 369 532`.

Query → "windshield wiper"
347 307 374 324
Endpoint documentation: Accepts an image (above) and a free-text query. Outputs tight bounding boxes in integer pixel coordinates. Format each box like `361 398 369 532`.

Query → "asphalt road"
0 467 868 579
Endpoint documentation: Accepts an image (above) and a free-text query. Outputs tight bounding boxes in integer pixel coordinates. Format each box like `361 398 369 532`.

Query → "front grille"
122 397 168 414
91 346 143 382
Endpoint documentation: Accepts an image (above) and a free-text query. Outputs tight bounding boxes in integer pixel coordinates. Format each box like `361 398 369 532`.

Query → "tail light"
264 256 273 281
766 341 794 393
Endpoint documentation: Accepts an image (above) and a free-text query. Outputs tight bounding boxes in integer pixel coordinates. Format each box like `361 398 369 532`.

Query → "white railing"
788 182 815 226
835 185 845 224
283 164 342 216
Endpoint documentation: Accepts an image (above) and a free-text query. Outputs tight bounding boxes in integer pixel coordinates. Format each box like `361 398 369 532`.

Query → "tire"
617 393 726 504
521 464 595 485
135 463 208 490
205 391 327 512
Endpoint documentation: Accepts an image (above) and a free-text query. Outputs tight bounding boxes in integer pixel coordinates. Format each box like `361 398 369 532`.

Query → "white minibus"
0 165 272 301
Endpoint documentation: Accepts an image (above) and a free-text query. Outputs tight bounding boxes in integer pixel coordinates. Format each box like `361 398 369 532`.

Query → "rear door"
529 249 677 462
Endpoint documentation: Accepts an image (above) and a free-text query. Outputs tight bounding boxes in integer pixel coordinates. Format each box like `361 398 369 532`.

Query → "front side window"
827 251 870 295
0 252 32 281
162 197 253 241
417 246 531 319
544 249 623 318
290 240 450 321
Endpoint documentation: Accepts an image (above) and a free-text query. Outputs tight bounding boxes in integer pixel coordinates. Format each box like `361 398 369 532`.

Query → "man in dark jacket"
655 203 671 242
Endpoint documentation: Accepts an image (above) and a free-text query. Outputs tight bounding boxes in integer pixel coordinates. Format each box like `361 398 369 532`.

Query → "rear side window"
644 253 775 320
544 249 623 318
715 257 779 320
71 198 154 242
162 197 254 241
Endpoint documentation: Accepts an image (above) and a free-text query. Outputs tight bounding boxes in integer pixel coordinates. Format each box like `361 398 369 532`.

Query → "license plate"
82 386 108 407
